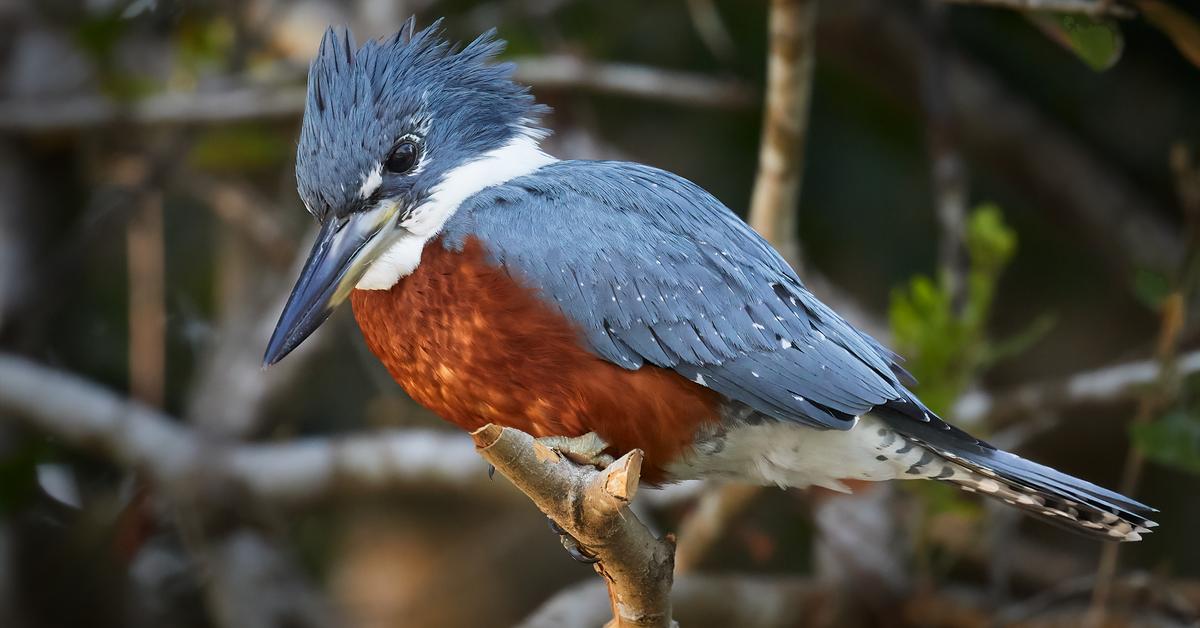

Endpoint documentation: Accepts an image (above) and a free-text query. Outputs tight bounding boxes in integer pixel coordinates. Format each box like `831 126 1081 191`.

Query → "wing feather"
443 160 909 430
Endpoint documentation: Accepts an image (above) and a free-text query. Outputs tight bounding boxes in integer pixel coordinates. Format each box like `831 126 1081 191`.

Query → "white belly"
664 415 935 492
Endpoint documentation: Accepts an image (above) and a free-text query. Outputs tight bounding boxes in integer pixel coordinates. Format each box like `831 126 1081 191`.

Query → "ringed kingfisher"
263 20 1155 542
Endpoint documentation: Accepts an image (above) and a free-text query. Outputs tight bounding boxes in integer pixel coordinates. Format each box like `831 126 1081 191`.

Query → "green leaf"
1028 12 1124 71
1133 268 1172 309
890 205 1022 415
965 203 1017 275
1132 410 1200 474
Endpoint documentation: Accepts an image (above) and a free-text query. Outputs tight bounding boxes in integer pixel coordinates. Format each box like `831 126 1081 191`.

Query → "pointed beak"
263 202 399 366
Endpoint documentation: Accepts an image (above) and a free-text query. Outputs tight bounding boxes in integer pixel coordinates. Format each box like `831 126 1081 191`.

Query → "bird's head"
264 19 551 366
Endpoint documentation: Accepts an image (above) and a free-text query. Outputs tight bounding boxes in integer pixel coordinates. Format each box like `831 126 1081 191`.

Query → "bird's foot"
546 517 599 564
535 432 615 469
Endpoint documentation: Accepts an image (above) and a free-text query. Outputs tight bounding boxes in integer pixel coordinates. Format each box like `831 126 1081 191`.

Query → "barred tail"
933 447 1154 541
876 407 1157 542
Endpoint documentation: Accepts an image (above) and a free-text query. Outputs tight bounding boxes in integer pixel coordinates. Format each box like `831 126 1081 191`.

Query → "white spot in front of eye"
358 164 383 199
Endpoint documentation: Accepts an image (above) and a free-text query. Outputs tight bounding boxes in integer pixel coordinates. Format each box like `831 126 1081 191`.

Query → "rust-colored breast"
350 237 721 482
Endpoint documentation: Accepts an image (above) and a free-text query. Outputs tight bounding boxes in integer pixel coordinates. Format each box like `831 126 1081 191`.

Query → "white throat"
355 134 556 290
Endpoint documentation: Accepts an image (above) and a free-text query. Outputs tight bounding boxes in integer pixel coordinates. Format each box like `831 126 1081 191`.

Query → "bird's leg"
534 432 615 469
545 517 600 564
531 432 612 563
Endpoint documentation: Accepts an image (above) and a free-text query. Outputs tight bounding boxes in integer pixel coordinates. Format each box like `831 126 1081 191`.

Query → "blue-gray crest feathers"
296 19 548 218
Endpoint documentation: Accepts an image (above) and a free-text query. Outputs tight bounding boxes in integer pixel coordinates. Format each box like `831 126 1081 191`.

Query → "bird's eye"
385 141 419 174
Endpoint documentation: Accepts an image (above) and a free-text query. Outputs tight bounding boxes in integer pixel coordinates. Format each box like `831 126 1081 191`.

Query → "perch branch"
518 575 829 628
470 424 677 628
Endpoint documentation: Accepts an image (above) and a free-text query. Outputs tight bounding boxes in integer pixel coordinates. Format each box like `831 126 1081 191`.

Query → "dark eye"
385 141 419 174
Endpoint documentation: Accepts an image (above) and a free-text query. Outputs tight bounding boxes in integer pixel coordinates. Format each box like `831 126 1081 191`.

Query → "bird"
263 19 1156 543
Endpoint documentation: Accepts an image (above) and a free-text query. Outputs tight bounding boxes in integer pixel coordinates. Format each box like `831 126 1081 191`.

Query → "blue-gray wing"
442 160 913 430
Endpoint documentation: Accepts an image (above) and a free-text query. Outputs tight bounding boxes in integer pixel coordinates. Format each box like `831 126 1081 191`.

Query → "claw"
535 432 615 468
561 538 600 564
545 516 599 564
487 464 495 480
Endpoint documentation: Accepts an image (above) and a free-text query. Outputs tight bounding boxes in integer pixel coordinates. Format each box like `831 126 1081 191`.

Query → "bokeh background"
1 0 1198 626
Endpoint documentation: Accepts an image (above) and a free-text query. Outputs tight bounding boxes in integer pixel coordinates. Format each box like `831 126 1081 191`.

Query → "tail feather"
875 405 1157 542
929 444 1155 541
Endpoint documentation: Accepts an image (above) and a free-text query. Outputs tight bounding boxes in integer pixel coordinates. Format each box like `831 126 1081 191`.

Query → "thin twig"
686 0 737 63
512 55 754 110
746 0 818 269
673 483 761 573
922 0 971 313
471 424 677 628
185 175 296 270
822 0 1182 277
126 184 166 408
1089 144 1200 625
671 0 820 577
953 349 1200 428
940 0 1136 17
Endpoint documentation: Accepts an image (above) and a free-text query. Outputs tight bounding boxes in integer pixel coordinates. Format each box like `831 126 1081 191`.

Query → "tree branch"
0 56 753 133
470 424 677 628
0 354 492 504
511 55 754 110
518 575 828 628
747 0 818 268
952 349 1200 428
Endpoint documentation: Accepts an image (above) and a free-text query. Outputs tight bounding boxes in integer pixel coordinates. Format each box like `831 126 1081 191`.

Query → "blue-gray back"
442 160 915 429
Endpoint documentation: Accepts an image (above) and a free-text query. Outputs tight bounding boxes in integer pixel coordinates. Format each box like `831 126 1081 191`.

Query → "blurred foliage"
0 440 46 515
73 10 156 100
1139 0 1200 70
174 13 236 77
889 204 1021 415
1028 13 1125 72
1025 3 1200 74
1133 409 1200 474
1133 267 1174 310
189 124 293 173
